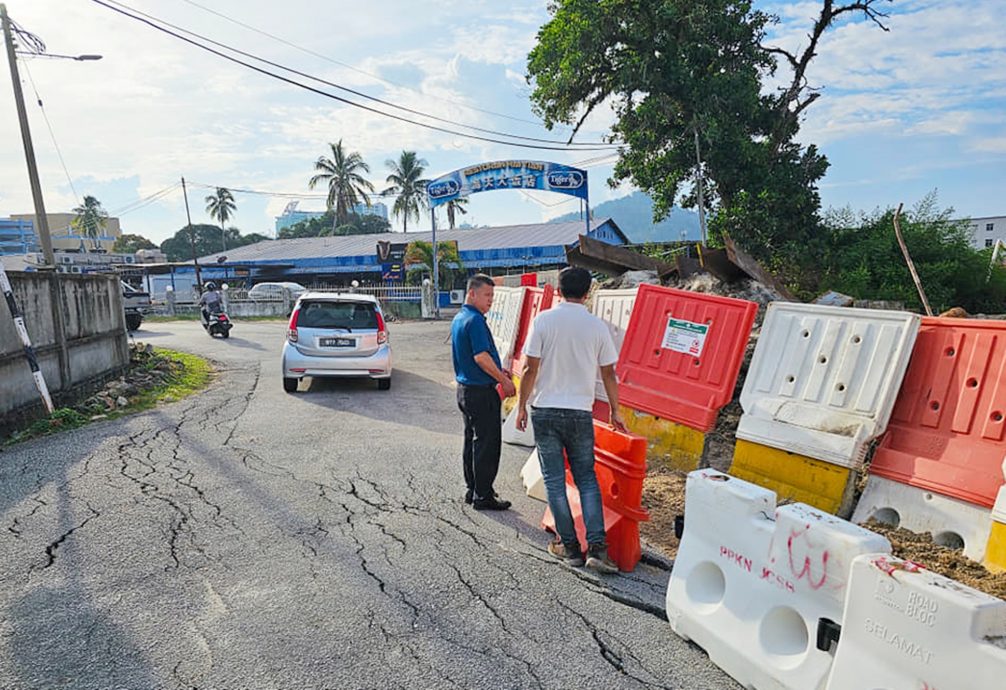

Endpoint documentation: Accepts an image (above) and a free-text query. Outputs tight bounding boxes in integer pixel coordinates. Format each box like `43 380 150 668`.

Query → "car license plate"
320 337 354 347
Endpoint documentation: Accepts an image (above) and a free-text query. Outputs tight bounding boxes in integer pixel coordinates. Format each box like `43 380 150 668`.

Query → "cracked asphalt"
0 319 737 690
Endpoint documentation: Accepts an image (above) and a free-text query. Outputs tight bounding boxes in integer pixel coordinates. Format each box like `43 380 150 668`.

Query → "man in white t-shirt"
515 267 625 573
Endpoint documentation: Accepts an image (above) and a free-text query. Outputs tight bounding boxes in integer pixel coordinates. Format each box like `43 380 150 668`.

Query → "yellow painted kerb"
619 406 706 472
984 521 1006 574
730 439 851 514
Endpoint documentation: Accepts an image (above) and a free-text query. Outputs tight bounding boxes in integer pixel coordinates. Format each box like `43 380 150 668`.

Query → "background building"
274 201 389 234
9 212 122 253
0 218 38 255
969 215 1006 250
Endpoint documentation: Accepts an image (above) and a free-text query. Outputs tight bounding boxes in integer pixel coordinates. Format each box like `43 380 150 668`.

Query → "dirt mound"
865 519 1006 599
640 466 687 560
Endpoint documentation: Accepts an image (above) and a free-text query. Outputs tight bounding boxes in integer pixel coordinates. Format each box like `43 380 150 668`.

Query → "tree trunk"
221 223 227 252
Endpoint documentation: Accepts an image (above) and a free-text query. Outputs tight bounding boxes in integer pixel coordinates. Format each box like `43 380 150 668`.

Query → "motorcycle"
201 307 232 338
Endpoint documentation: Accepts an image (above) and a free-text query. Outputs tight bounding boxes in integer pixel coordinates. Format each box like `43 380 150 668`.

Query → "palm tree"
71 195 108 251
445 197 469 229
308 140 374 232
205 187 236 252
382 151 429 233
404 239 463 287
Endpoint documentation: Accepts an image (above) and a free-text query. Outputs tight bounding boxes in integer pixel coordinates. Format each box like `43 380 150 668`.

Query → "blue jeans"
531 407 606 549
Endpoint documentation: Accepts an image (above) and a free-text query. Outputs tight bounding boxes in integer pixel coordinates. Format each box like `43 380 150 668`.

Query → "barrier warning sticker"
662 317 709 357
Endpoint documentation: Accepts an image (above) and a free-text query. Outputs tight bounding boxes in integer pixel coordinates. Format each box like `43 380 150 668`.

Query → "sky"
0 0 1003 246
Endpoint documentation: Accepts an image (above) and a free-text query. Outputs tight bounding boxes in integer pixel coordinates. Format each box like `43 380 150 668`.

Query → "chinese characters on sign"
426 160 588 206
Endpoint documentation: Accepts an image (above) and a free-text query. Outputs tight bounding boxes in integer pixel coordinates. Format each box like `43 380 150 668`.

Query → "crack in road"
38 501 101 570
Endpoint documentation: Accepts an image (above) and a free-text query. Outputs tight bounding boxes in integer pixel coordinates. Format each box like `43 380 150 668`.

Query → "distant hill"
550 191 701 244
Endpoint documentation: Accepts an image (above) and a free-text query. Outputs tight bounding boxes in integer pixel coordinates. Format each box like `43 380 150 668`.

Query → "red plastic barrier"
616 284 757 432
541 421 649 571
511 284 555 375
520 272 537 287
869 317 1006 507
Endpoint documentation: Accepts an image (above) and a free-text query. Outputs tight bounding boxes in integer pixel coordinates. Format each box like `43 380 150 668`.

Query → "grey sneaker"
585 544 618 574
547 538 584 567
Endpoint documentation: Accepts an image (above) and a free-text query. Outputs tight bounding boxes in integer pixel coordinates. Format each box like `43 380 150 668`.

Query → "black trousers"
456 384 502 500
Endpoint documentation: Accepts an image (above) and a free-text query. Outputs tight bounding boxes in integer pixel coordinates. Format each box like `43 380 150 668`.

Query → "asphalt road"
0 318 737 690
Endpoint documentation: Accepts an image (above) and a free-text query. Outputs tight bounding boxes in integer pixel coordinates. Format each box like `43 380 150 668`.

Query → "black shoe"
472 496 511 511
547 538 585 567
585 543 619 574
464 489 474 504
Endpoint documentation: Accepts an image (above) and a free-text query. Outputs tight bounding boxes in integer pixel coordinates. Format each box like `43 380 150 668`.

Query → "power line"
19 59 79 202
177 0 570 133
91 0 619 152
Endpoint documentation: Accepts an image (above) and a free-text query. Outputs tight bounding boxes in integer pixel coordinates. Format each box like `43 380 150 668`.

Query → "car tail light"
287 307 300 343
376 311 388 345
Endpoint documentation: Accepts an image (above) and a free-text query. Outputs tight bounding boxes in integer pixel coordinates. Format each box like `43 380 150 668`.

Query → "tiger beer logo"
377 240 392 262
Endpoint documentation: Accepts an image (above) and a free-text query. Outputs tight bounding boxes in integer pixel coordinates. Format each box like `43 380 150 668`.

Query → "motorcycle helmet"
204 282 217 291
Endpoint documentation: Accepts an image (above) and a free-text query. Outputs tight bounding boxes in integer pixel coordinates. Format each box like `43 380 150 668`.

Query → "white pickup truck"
121 281 151 331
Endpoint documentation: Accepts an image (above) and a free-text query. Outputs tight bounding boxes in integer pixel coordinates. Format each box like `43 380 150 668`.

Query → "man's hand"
500 377 517 398
515 405 528 431
609 408 627 432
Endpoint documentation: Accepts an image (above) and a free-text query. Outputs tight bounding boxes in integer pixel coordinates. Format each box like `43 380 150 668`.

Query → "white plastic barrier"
737 303 921 468
825 554 1006 690
590 288 638 402
484 286 526 370
666 469 891 690
519 450 546 501
502 405 535 447
853 475 993 561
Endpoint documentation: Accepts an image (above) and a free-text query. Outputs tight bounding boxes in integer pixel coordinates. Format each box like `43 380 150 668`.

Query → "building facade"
969 216 1006 250
9 212 122 253
274 202 390 233
0 218 38 255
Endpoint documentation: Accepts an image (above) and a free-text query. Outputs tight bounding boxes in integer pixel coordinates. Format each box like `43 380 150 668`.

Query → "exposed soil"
864 519 1006 599
640 465 687 560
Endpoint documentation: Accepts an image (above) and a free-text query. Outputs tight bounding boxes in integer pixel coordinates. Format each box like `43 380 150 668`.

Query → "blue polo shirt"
451 304 501 386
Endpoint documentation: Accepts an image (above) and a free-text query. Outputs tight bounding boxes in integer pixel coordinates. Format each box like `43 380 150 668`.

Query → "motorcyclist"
199 282 222 322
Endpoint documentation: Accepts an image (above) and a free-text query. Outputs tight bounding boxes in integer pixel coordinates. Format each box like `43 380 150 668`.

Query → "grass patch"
4 348 212 445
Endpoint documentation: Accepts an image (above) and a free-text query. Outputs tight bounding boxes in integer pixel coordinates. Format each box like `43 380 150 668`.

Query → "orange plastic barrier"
869 317 1006 507
541 421 649 571
616 284 757 432
511 284 555 376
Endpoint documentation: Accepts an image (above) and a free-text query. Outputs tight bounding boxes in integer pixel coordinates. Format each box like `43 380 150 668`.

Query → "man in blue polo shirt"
452 274 516 510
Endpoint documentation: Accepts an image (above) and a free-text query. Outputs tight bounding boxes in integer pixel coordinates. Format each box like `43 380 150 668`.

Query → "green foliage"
818 193 1006 314
308 140 375 229
404 240 463 288
113 233 157 253
71 195 109 248
383 151 429 232
280 212 391 239
160 224 268 261
526 0 883 277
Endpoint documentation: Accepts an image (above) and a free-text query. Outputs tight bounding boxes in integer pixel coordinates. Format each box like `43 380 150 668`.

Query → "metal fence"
311 286 424 303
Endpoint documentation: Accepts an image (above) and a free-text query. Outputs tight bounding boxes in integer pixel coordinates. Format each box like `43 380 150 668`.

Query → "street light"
15 51 102 61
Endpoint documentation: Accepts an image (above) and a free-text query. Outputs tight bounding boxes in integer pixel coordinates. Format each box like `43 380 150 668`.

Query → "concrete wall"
1 273 129 420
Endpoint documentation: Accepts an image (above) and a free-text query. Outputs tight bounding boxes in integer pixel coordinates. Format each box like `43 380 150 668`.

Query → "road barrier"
737 303 920 468
590 287 638 403
520 450 546 502
868 318 1006 510
617 284 757 433
510 284 554 377
988 473 1006 572
824 554 1006 690
731 440 854 515
541 422 649 571
484 286 527 370
854 475 994 561
666 469 890 690
502 405 535 447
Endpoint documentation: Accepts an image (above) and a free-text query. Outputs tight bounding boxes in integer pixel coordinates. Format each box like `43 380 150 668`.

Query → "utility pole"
430 206 439 319
693 126 708 246
3 3 55 266
181 177 202 289
3 4 70 390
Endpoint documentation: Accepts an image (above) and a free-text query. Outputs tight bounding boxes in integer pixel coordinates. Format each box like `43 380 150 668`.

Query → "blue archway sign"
425 160 591 318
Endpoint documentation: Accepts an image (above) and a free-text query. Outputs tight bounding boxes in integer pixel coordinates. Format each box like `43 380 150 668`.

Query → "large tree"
527 0 890 283
160 224 269 262
71 195 109 250
279 211 391 239
113 233 156 254
205 187 236 252
308 140 375 231
382 151 429 233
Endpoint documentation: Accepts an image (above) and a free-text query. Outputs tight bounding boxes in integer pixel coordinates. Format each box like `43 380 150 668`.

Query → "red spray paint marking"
787 529 829 590
720 546 752 572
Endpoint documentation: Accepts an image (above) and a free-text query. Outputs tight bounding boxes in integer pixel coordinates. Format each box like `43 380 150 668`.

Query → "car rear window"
298 301 378 329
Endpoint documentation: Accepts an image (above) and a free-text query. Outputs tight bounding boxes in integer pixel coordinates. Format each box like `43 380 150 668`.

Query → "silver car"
249 281 307 301
281 293 392 392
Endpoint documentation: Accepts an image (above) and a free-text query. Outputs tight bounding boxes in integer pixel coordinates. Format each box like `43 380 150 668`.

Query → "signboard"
661 317 709 357
426 160 588 207
382 263 403 282
376 240 407 264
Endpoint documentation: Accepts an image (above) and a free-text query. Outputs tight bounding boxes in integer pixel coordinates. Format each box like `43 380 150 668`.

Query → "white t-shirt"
523 301 618 411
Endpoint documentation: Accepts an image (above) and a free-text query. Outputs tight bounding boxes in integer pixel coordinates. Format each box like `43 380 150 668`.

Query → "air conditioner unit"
124 255 135 264
58 255 74 264
70 266 82 274
449 289 464 305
